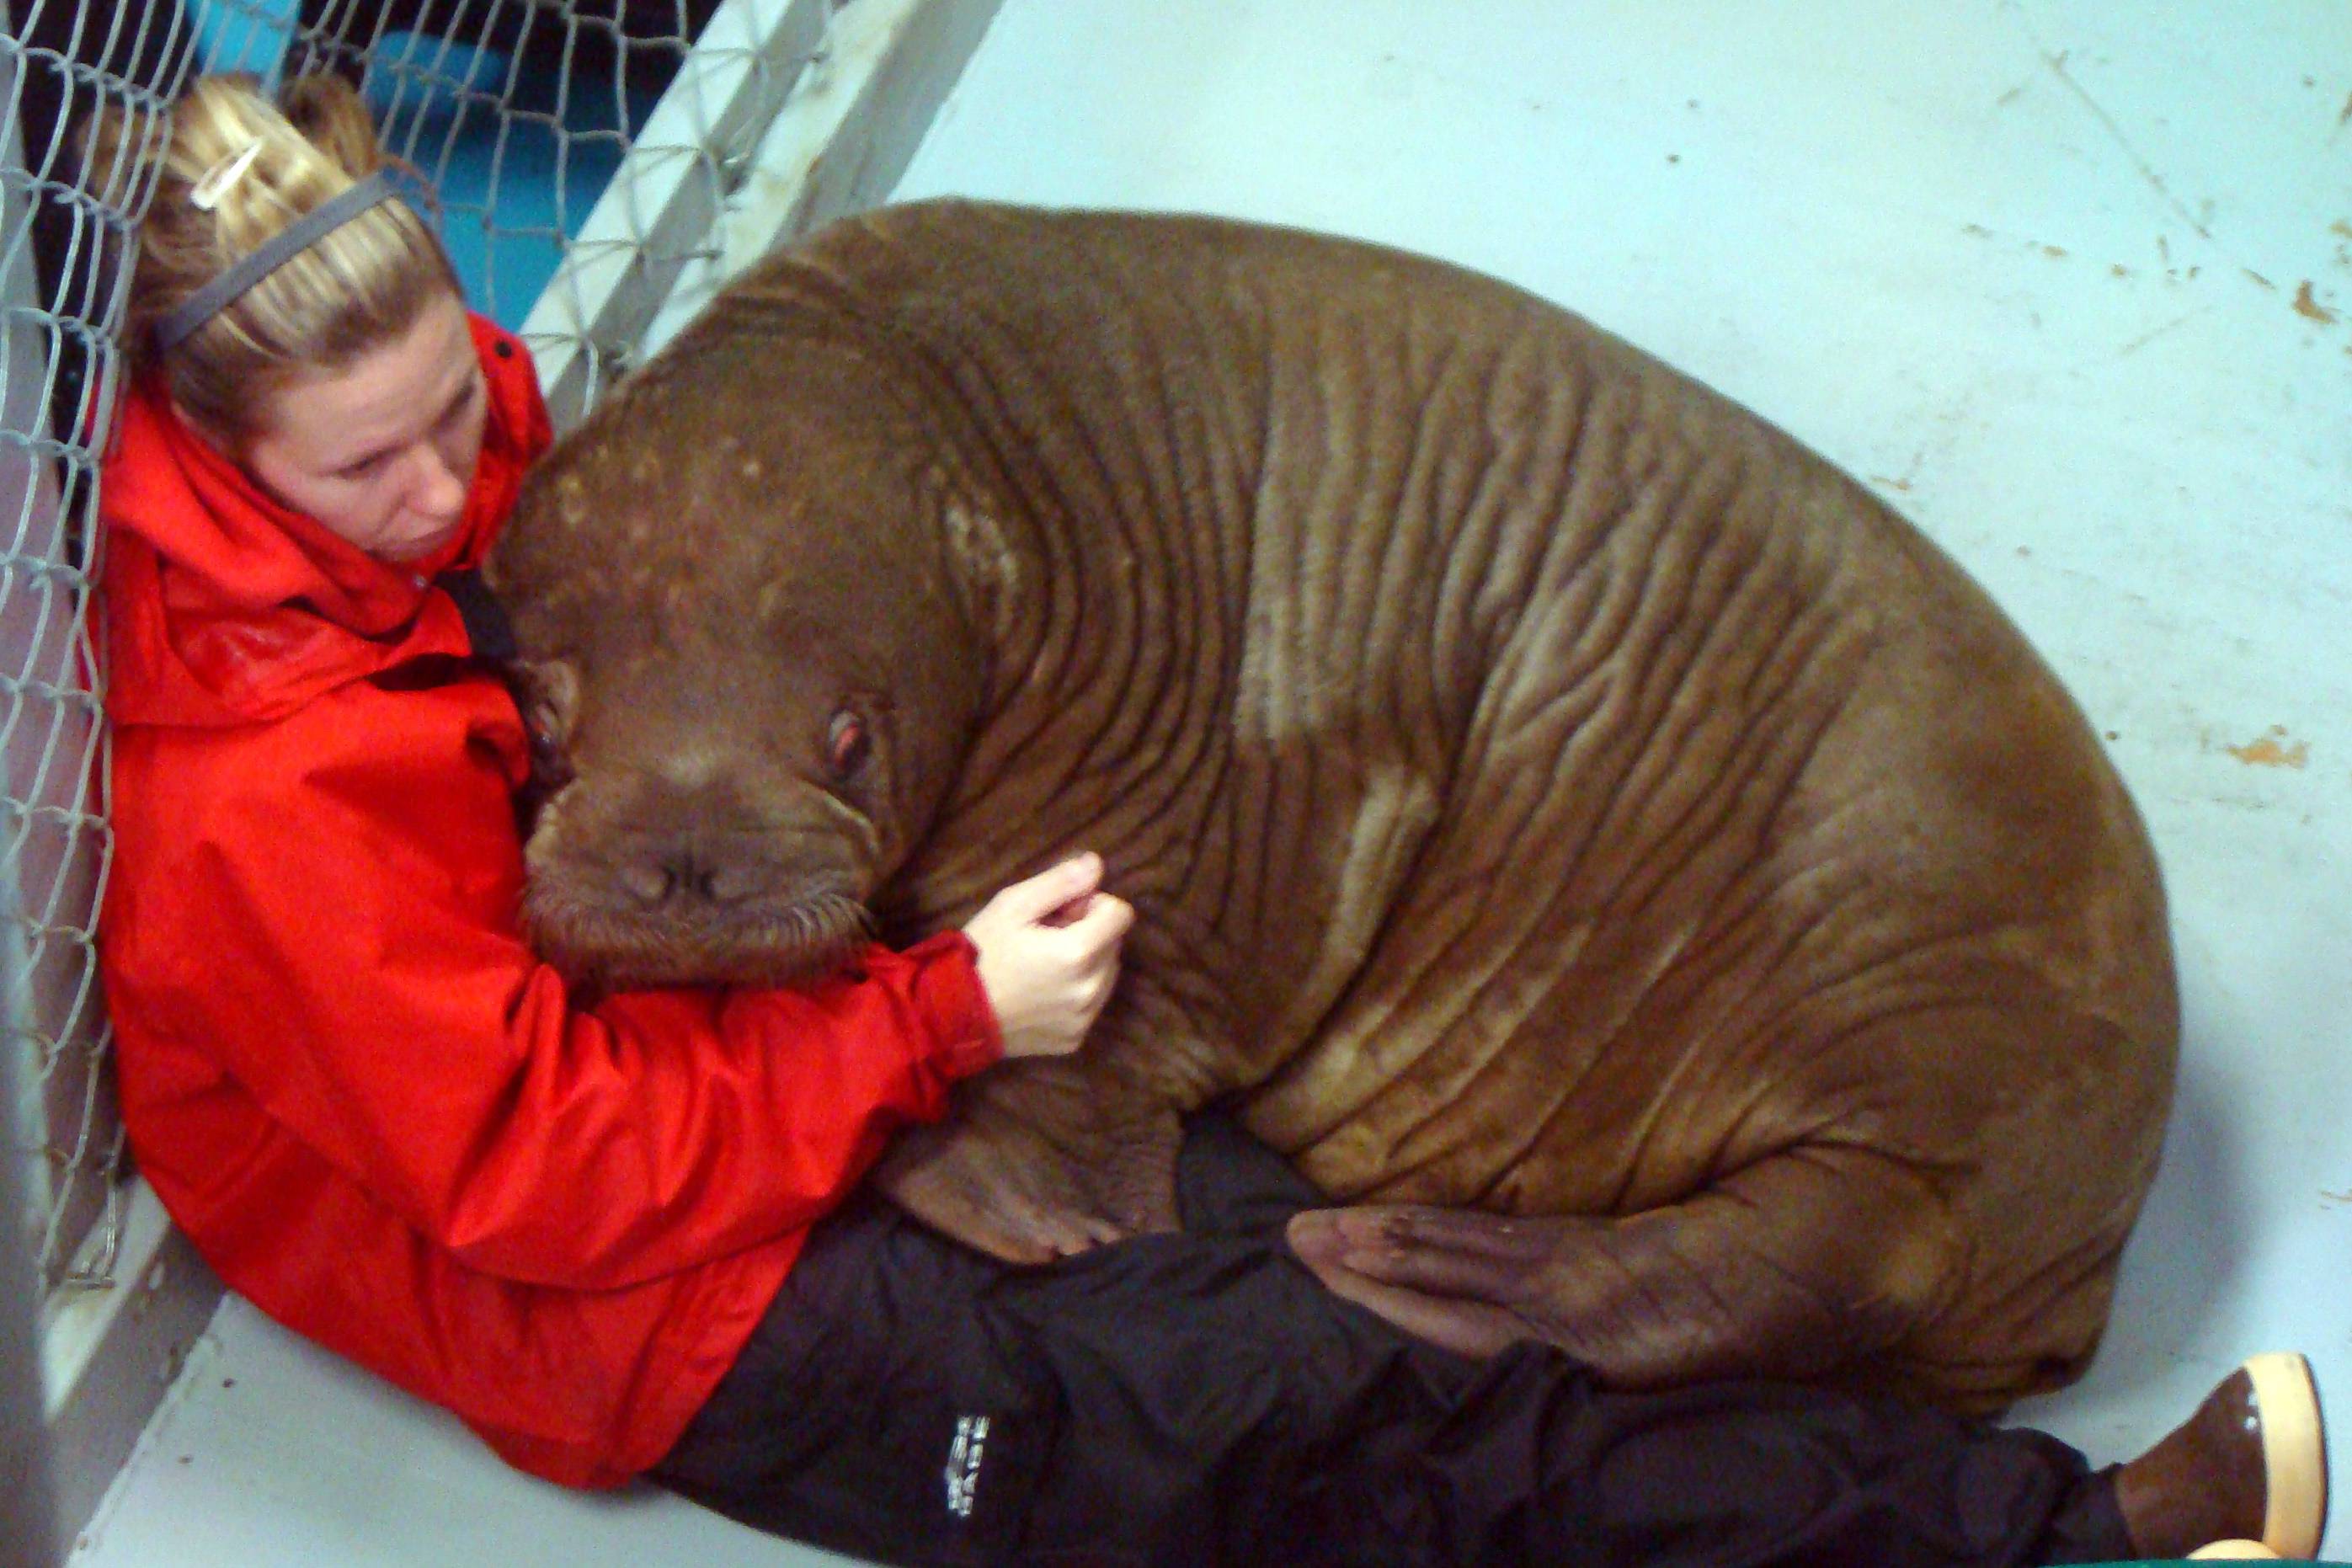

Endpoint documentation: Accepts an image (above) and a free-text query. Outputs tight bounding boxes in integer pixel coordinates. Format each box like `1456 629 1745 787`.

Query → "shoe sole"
2244 1351 2327 1559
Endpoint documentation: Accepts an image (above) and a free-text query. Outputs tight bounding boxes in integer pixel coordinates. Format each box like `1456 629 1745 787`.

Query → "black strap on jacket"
433 568 518 663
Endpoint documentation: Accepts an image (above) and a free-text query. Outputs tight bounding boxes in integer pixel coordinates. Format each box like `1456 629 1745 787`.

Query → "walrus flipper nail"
1331 1149 1957 1387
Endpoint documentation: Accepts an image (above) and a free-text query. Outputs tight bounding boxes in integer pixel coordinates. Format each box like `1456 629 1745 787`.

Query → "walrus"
488 199 2179 1411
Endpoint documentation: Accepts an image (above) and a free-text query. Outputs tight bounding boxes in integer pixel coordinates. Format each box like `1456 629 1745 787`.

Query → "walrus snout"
520 766 885 988
521 855 877 989
611 834 789 911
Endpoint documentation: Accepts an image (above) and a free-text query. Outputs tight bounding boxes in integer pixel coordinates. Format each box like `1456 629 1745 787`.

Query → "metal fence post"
1 913 56 1568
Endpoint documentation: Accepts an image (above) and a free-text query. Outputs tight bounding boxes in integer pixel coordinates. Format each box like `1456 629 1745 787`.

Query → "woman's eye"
441 381 483 427
826 710 871 778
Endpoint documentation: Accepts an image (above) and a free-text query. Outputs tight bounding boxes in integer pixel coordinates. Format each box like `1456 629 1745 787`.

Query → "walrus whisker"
522 881 876 990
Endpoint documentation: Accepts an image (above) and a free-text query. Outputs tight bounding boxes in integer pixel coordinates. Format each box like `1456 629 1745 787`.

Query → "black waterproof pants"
654 1117 2134 1568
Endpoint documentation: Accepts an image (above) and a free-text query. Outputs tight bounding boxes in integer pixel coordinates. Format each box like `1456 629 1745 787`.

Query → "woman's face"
235 291 489 564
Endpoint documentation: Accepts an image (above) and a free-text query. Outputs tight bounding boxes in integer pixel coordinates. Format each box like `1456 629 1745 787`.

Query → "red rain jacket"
98 315 1001 1487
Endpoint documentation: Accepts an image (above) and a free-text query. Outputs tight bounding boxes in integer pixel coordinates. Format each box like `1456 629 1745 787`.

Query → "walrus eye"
512 659 579 792
826 709 871 779
526 703 575 791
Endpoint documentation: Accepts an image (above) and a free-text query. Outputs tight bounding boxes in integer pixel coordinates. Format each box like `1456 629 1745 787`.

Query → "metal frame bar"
640 0 1006 356
519 0 834 429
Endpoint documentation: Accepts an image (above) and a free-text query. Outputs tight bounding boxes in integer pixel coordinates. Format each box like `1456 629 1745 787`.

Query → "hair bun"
276 72 384 180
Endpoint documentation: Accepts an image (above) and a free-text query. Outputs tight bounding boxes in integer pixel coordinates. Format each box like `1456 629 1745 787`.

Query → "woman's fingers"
1006 851 1105 923
1059 891 1135 953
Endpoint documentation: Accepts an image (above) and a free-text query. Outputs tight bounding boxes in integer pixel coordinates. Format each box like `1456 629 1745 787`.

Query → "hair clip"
189 139 265 211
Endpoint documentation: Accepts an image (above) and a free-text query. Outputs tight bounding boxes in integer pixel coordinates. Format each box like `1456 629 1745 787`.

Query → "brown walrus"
488 199 2178 1411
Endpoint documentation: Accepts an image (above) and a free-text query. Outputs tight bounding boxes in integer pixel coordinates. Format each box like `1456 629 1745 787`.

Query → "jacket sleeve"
107 680 1003 1292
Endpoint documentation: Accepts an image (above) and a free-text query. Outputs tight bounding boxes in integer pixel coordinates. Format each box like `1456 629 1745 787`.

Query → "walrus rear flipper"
1285 1144 1964 1394
872 1059 1185 1264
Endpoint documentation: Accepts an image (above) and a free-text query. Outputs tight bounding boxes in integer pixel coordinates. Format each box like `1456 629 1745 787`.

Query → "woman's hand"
962 852 1134 1059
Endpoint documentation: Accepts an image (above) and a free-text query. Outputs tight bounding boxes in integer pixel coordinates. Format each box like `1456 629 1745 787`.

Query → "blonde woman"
86 72 2327 1567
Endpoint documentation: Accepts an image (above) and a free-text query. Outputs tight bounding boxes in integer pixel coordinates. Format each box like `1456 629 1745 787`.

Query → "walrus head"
488 321 992 989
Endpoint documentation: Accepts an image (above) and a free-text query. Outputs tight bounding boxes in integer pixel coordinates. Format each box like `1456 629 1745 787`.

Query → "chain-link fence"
2 0 133 1304
2 0 851 1299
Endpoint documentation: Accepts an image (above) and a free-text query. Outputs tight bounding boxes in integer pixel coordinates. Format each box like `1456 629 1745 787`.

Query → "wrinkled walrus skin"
490 200 2178 1411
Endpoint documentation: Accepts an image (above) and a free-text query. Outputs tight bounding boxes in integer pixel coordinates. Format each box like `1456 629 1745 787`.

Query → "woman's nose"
408 444 469 519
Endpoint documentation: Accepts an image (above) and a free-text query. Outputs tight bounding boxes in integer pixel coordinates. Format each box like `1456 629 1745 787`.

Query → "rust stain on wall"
2225 726 2309 769
2291 280 2339 323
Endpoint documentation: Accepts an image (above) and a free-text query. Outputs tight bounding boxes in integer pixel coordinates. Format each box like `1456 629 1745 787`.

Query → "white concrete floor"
70 1 2352 1562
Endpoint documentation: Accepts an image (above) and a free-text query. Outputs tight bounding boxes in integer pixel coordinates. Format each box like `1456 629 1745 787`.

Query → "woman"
86 72 2326 1566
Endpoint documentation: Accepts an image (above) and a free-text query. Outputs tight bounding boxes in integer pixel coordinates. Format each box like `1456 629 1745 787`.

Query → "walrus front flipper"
1285 1144 1960 1389
872 1059 1185 1265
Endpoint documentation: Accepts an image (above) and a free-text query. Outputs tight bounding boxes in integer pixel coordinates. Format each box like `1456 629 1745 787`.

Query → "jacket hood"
102 314 552 727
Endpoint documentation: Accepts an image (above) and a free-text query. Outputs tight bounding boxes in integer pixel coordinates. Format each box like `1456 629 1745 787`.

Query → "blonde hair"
83 72 460 440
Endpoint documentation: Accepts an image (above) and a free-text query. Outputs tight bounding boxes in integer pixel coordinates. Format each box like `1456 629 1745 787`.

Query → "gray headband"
152 169 400 354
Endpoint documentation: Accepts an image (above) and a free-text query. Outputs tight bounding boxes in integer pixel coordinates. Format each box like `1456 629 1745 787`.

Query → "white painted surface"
75 2 2352 1562
67 1298 849 1566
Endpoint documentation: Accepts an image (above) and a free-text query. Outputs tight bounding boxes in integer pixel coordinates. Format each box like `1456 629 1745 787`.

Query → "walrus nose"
617 846 771 909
